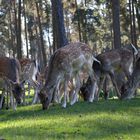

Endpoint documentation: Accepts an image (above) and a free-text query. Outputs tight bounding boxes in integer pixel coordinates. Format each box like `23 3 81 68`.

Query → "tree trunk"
75 0 82 42
9 2 15 58
132 0 137 47
51 0 68 50
112 0 121 49
129 0 134 44
17 0 22 59
28 16 35 59
23 0 29 58
135 0 140 33
36 2 47 66
65 10 71 41
83 0 88 43
13 0 18 56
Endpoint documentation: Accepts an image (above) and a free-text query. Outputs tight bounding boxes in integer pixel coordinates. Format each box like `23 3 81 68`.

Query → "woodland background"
0 0 140 70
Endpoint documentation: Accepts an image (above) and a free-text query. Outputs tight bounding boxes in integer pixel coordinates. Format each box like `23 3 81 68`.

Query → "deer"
38 42 99 110
103 72 127 100
0 92 5 109
37 65 79 104
0 57 25 110
80 44 138 101
19 58 40 104
121 57 140 99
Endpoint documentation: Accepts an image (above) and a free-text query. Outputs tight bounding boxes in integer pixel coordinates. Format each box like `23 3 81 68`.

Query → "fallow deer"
80 44 138 101
121 57 140 99
37 65 80 104
103 72 127 100
38 42 98 110
19 58 40 104
0 57 25 110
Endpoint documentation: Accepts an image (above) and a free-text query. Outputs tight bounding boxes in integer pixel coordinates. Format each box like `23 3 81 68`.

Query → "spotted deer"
0 57 25 110
37 65 79 104
38 42 99 110
19 58 40 104
121 57 140 99
80 44 138 101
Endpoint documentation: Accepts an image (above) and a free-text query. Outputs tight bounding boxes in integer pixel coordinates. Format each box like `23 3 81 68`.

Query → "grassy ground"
0 97 140 140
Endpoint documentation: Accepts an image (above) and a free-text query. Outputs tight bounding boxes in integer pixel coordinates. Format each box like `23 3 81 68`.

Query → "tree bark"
9 2 15 58
51 0 68 50
23 0 29 58
17 0 22 59
135 0 140 33
132 0 137 47
36 2 47 66
13 0 18 56
112 0 121 49
129 0 134 44
75 0 82 42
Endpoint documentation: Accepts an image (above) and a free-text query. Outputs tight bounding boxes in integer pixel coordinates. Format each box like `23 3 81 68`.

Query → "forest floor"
0 94 140 140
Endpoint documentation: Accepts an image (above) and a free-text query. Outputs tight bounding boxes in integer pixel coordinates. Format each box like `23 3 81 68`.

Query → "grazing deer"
103 72 127 100
80 44 138 101
38 65 80 104
38 42 98 110
0 57 25 110
19 58 40 104
121 57 140 99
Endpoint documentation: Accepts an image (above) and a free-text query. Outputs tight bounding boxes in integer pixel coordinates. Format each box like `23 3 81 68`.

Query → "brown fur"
121 58 140 99
39 42 97 110
0 57 23 106
80 47 136 101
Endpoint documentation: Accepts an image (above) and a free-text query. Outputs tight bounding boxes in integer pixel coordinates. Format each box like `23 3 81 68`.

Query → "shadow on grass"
0 97 140 122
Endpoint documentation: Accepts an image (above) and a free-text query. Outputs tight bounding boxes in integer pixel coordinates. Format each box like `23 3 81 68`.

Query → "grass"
0 97 140 140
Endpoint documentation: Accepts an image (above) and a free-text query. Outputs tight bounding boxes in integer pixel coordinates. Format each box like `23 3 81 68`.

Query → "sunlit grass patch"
0 98 140 140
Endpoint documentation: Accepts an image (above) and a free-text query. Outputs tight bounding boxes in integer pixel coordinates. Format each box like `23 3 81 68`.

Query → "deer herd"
0 42 140 110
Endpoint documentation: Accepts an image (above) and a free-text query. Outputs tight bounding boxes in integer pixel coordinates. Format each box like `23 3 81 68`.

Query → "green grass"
0 98 140 140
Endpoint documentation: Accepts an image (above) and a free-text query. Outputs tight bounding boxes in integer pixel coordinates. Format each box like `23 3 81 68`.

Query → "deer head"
0 57 24 105
10 80 25 104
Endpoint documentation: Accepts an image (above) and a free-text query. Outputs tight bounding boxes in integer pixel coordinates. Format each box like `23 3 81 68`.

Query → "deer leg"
0 90 4 109
6 89 9 110
54 79 62 103
32 80 40 104
22 86 26 105
123 63 133 82
27 82 31 104
10 92 13 109
70 74 80 105
109 72 121 99
103 76 110 100
13 99 17 111
87 68 97 102
95 75 106 101
32 88 39 104
10 91 17 110
4 82 9 110
62 79 68 108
